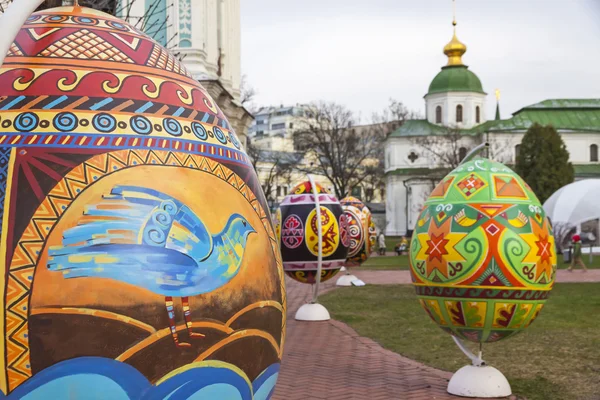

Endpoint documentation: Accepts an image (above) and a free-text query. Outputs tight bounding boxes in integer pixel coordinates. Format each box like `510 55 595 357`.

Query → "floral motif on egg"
410 159 557 343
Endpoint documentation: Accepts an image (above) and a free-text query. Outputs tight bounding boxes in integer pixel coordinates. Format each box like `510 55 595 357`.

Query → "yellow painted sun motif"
520 217 556 282
416 218 467 279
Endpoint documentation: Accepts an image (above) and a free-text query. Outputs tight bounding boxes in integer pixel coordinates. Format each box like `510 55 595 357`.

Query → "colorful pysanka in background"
0 6 284 399
340 197 376 266
409 158 557 343
276 181 350 284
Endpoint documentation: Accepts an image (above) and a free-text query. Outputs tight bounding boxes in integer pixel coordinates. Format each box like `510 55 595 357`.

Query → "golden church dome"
443 20 467 66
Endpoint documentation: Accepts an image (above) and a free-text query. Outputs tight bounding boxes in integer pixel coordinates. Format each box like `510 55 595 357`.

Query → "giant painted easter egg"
276 181 349 283
340 196 375 266
409 158 556 343
0 6 284 399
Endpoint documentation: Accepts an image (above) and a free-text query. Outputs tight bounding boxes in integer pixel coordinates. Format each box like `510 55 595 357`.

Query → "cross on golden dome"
443 0 467 66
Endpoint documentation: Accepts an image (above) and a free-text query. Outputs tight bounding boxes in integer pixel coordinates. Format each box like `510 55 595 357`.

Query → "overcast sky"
240 0 600 122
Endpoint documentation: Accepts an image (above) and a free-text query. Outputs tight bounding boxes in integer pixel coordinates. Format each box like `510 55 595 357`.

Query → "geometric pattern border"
0 95 231 131
4 149 285 392
0 134 250 167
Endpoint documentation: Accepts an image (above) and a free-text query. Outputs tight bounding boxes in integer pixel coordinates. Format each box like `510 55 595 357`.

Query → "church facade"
385 21 600 237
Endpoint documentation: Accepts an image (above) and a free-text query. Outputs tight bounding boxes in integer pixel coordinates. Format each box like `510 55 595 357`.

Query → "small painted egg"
340 196 375 266
277 181 349 283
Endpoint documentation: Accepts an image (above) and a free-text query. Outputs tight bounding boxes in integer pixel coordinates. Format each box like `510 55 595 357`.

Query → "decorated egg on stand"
0 5 284 399
336 196 374 286
409 150 556 397
276 179 349 320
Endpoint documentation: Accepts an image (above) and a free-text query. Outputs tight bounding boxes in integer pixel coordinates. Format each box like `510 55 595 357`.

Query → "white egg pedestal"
447 337 512 398
295 302 330 321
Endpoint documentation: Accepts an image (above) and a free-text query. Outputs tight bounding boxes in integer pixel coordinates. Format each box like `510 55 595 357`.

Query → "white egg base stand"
336 274 358 286
294 302 330 321
448 365 511 398
336 273 365 287
447 337 511 398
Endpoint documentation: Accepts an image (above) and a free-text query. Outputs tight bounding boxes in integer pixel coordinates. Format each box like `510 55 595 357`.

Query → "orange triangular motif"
19 224 41 242
49 196 73 217
10 245 33 268
11 268 34 290
164 153 183 167
66 178 89 198
49 179 71 199
33 219 56 240
67 164 86 183
20 242 42 266
84 164 105 186
106 154 127 173
430 176 455 198
493 176 527 199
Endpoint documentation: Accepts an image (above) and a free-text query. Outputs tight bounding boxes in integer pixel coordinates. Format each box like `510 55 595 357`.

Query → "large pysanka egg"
340 196 375 266
276 181 349 284
0 6 284 399
409 158 556 343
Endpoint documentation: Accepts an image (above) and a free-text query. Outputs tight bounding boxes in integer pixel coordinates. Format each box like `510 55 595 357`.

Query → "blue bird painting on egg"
47 185 256 348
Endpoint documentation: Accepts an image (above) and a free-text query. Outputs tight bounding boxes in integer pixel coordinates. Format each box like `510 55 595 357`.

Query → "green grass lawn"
359 255 409 270
320 283 600 400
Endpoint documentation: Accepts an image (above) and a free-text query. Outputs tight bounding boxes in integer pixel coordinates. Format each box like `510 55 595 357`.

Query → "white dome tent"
543 179 600 254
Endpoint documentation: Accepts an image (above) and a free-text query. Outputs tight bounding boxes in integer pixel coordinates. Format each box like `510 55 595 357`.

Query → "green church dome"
427 65 485 95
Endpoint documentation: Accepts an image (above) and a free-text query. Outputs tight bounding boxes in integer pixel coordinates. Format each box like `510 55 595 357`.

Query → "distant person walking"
378 232 386 255
569 234 587 272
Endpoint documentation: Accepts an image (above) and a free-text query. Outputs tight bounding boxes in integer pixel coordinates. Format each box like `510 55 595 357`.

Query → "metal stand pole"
308 174 323 304
460 142 489 165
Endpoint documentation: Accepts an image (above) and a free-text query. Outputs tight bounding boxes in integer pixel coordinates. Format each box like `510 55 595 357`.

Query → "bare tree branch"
247 139 297 204
292 100 412 200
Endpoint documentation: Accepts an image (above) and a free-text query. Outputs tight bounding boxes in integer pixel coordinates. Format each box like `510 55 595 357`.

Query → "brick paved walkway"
273 277 464 400
272 269 600 399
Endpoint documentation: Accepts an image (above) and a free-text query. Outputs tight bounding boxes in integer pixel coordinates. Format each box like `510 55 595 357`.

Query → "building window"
365 188 374 201
475 106 480 123
435 106 442 123
276 186 282 197
591 144 598 162
351 186 361 197
271 123 286 130
515 144 521 160
456 105 463 123
458 147 467 162
289 123 294 129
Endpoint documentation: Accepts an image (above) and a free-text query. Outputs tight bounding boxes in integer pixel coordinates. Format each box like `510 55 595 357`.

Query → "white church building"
385 20 600 237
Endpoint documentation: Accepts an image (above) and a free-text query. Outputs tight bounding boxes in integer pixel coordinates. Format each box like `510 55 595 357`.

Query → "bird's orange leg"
182 296 205 339
165 296 191 348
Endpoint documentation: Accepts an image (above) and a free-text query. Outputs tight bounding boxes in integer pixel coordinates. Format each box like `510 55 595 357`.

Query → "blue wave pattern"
1 357 279 400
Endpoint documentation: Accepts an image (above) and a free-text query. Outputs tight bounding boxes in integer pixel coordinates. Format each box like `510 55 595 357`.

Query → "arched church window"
458 147 467 162
476 106 480 123
435 106 442 124
515 144 521 160
456 105 463 123
591 144 598 162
